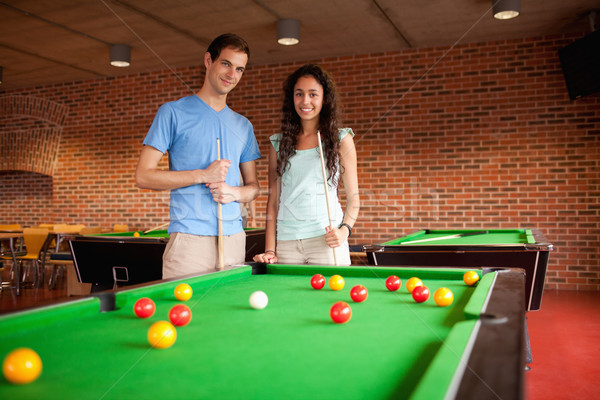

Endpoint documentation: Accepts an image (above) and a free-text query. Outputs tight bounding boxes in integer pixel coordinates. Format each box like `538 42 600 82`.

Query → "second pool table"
0 264 525 399
363 228 553 311
68 228 265 291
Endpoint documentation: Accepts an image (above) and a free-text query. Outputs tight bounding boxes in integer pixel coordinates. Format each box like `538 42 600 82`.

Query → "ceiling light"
493 0 520 20
110 44 131 67
277 19 300 45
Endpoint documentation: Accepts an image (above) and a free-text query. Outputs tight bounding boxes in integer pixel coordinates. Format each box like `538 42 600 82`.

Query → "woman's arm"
325 133 360 248
253 145 280 263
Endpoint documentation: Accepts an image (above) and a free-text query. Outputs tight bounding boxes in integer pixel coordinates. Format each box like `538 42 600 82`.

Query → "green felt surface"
384 229 534 246
90 229 169 238
93 227 264 239
0 265 489 400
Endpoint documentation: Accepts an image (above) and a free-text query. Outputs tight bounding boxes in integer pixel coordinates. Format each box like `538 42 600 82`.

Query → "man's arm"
135 145 231 191
237 160 259 203
206 159 259 204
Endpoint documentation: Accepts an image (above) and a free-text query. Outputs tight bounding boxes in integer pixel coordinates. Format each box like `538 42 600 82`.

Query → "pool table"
363 229 553 311
67 228 265 291
0 264 525 399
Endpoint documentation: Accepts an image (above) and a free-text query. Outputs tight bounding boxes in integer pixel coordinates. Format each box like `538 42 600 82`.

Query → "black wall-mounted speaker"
558 30 600 100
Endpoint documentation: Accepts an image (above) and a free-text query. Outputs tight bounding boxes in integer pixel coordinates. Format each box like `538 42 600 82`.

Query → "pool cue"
317 131 338 266
143 222 170 234
216 138 224 271
400 231 487 245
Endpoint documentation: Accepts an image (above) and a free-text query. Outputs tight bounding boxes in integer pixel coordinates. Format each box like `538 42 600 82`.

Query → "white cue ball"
249 291 268 310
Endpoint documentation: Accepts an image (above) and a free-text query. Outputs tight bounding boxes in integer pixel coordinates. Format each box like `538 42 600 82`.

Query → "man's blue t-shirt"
143 95 261 236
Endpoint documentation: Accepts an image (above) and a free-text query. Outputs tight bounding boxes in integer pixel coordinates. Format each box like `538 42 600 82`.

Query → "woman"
254 64 360 265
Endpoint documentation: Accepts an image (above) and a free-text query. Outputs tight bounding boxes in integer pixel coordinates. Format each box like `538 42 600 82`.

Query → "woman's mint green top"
270 128 354 240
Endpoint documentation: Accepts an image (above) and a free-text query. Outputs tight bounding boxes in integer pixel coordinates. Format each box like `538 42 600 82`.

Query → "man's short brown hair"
206 33 250 62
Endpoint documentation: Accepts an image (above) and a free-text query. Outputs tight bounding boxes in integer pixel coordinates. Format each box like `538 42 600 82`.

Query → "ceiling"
0 0 598 91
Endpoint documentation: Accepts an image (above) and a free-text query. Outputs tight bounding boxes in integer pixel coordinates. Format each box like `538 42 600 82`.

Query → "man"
136 33 260 279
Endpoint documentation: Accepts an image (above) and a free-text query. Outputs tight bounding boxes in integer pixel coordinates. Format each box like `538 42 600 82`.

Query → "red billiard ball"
169 304 192 327
385 275 401 291
412 286 430 303
350 285 368 302
330 301 352 324
311 274 326 290
134 297 156 318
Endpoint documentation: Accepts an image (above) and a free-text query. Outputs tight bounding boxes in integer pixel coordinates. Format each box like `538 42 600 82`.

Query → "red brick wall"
1 34 598 291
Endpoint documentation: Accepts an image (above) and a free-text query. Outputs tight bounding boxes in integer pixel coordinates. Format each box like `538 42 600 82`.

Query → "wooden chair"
44 224 68 251
49 223 67 232
1 228 49 288
46 253 74 291
52 224 85 252
54 224 85 234
46 227 99 290
0 224 24 253
80 227 102 235
113 224 128 233
45 225 92 290
0 262 5 291
37 223 56 230
69 224 86 232
0 224 23 232
0 225 23 290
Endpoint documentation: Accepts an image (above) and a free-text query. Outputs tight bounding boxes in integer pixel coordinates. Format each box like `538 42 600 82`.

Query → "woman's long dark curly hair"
277 64 341 185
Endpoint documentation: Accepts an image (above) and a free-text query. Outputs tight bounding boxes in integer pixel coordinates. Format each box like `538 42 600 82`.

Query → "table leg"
55 233 62 253
8 238 20 295
525 315 532 366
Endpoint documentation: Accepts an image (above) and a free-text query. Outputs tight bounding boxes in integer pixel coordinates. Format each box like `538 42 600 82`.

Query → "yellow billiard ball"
2 348 42 384
147 321 177 349
329 275 345 291
433 287 454 307
405 277 423 293
463 271 480 286
133 231 140 237
174 283 193 301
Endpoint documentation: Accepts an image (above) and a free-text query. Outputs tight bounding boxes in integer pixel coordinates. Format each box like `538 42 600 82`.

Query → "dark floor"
0 268 70 313
1 269 599 399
